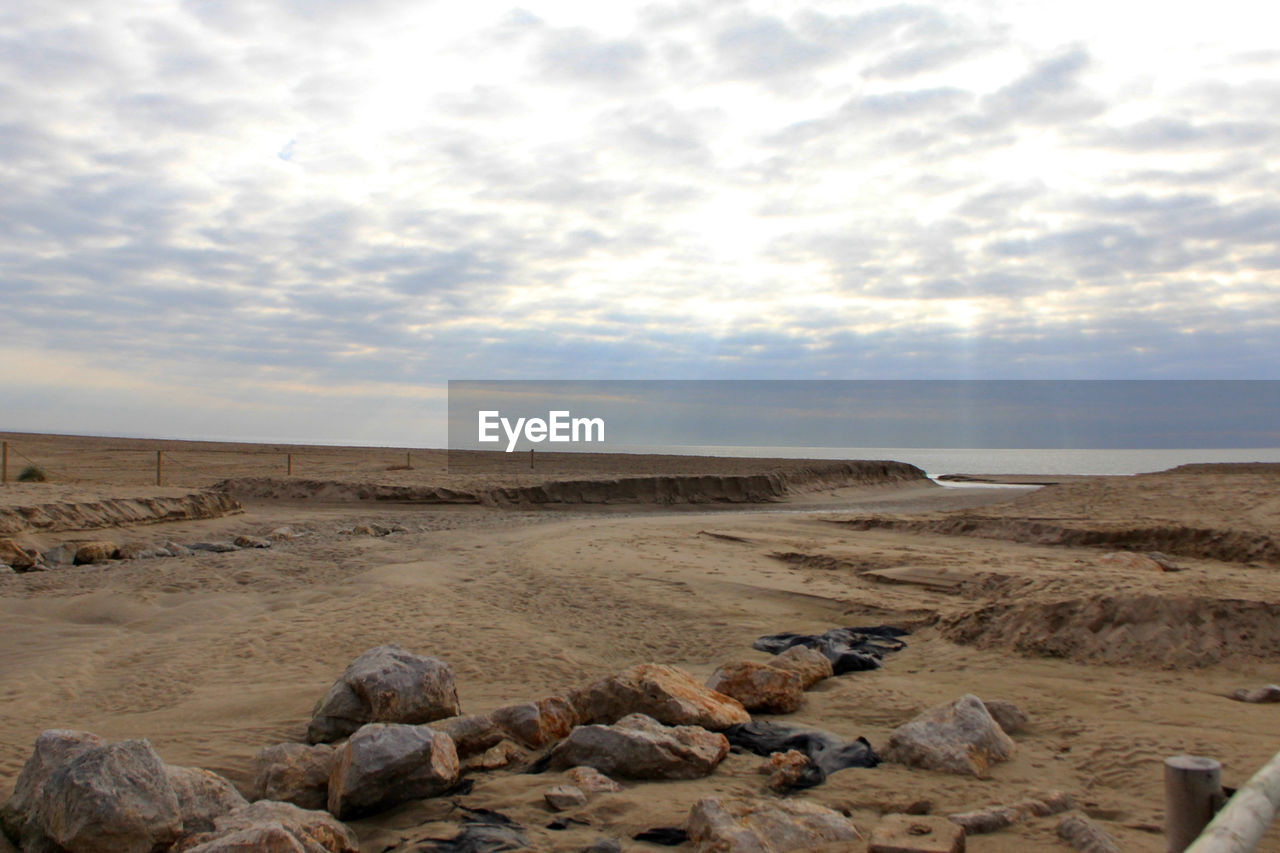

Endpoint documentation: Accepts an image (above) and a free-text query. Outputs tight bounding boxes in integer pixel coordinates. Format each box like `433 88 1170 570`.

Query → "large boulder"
768 646 834 688
569 664 749 730
248 744 334 811
2 730 104 843
307 645 461 743
29 740 182 853
327 724 459 819
428 715 505 758
73 542 119 565
165 766 247 834
547 714 728 780
706 662 804 714
883 694 1014 777
490 698 579 748
685 796 861 852
191 801 358 852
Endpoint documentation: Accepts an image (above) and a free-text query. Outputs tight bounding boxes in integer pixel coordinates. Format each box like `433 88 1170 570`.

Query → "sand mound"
0 491 241 536
942 594 1280 667
215 461 927 506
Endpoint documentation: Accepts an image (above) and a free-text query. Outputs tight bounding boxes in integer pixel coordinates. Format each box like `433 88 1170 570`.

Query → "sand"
2 434 1279 852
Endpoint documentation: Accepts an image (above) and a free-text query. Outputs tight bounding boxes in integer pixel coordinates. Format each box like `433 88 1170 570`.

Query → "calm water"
617 445 1280 478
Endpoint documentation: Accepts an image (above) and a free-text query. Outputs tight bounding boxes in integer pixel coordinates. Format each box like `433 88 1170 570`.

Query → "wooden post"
156 450 163 486
1186 748 1280 853
529 448 534 470
287 453 292 476
406 451 412 470
1166 756 1223 852
2 441 7 484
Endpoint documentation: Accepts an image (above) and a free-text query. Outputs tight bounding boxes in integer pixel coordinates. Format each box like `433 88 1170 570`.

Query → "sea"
615 446 1280 479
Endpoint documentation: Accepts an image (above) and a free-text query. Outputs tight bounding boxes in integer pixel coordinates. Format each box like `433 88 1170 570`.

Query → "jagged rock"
183 825 307 852
982 700 1028 735
73 542 118 565
200 801 358 852
544 785 588 812
869 814 964 853
768 645 834 688
165 765 248 834
462 741 528 772
307 645 461 743
706 662 804 714
1230 684 1280 703
685 796 861 852
327 723 459 819
569 664 749 730
0 539 36 570
428 714 504 758
548 713 728 780
758 750 811 792
884 695 1014 777
2 730 104 842
29 739 182 853
490 698 578 748
189 542 239 553
564 766 622 794
248 743 334 811
232 535 271 549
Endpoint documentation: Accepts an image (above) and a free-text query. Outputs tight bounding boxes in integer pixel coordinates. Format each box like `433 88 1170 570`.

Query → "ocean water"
615 445 1280 479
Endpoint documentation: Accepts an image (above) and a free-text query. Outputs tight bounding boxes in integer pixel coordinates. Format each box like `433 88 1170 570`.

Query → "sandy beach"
2 433 1279 851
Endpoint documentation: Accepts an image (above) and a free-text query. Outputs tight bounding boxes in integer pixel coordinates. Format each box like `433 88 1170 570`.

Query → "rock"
982 700 1028 735
268 528 297 541
204 801 358 852
869 814 964 853
564 766 622 794
165 542 195 557
307 645 461 743
428 714 504 758
1056 813 1118 853
548 713 728 780
1100 551 1183 572
768 645 834 688
948 792 1073 835
580 839 622 853
0 539 36 570
116 544 170 561
1 730 104 842
41 544 76 567
883 694 1014 777
758 749 812 792
30 739 182 853
544 785 588 812
232 535 271 549
686 796 861 852
326 723 459 819
73 541 118 565
248 743 334 811
462 741 528 772
490 698 578 748
1145 551 1186 571
569 663 749 730
706 662 804 714
183 825 308 852
165 765 248 834
1230 684 1280 703
189 542 239 553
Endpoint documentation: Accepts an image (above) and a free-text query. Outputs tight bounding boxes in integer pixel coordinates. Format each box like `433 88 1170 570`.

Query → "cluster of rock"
3 639 1044 853
0 529 301 573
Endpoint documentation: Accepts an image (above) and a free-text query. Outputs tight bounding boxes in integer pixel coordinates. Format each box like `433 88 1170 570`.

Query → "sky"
1 0 1278 445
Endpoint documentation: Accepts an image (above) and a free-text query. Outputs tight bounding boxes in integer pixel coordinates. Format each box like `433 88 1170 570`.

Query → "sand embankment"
0 491 241 536
213 460 928 506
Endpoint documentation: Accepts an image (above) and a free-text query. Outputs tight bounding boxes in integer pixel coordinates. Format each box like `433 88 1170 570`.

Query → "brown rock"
184 825 308 852
0 539 36 571
768 645 834 688
547 713 729 780
1057 813 1118 853
327 723 459 819
165 765 248 834
686 796 861 852
948 792 1073 834
462 741 528 772
428 714 505 757
982 700 1028 735
248 743 334 811
73 541 119 565
490 697 578 748
564 766 622 794
1229 684 1280 703
207 801 358 852
307 645 461 743
883 695 1014 777
569 663 749 730
869 814 964 853
706 662 804 714
758 749 812 792
544 785 588 812
232 535 271 549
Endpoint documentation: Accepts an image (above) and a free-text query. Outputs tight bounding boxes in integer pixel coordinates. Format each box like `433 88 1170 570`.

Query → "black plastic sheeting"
752 624 908 674
724 720 879 790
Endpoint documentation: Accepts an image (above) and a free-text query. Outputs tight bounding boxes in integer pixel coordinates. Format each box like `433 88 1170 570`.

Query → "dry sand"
2 433 1279 851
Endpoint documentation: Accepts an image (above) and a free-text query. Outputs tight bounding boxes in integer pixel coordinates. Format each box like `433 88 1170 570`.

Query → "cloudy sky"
2 0 1278 444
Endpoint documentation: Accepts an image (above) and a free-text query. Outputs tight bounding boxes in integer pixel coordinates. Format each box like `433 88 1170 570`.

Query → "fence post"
287 453 292 476
156 450 163 486
1166 755 1222 852
1185 748 1280 853
407 451 412 470
529 448 534 470
2 440 7 484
